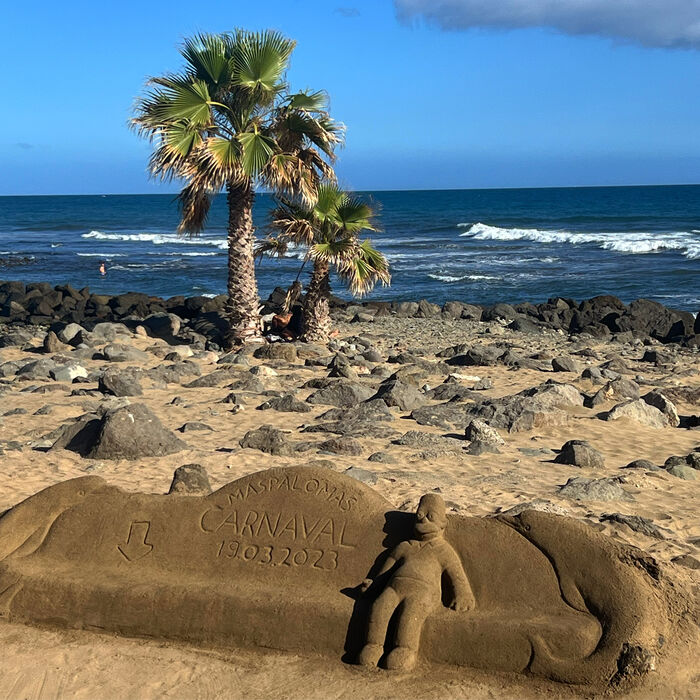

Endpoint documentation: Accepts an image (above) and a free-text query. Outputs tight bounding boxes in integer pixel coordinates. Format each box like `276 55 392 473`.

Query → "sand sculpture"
0 466 667 688
358 494 474 670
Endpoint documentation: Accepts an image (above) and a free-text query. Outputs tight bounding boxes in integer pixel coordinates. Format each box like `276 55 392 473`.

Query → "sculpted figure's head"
414 494 447 541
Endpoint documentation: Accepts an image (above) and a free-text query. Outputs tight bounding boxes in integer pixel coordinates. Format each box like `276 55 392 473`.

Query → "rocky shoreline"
1 279 699 350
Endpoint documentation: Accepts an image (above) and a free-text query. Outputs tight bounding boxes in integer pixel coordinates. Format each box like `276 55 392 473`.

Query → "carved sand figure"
358 494 475 670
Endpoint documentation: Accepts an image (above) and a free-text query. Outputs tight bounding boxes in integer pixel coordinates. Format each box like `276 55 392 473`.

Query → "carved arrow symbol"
117 521 153 562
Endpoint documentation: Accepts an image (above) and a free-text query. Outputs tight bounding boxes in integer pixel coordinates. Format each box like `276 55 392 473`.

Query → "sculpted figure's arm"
360 543 405 592
442 547 475 612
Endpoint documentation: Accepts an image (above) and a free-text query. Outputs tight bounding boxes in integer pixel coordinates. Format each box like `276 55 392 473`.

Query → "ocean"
1 185 699 310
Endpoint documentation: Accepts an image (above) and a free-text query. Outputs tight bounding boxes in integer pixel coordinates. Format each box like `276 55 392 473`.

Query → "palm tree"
258 184 390 342
132 31 342 346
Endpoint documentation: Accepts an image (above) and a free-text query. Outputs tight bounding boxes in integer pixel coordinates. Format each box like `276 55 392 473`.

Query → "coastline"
1 279 698 349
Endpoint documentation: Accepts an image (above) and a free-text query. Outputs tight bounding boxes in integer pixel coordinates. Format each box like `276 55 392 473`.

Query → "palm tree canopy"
132 30 344 233
262 183 391 297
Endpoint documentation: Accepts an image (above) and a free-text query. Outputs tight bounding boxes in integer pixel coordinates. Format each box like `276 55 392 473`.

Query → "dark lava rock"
318 436 363 456
178 422 213 432
552 356 581 373
671 554 700 570
319 399 393 423
98 369 143 397
464 440 501 455
558 476 632 502
622 459 658 470
253 343 298 362
368 451 397 464
239 425 294 456
554 440 605 468
372 379 425 411
140 313 181 341
425 383 478 402
257 394 311 413
168 463 212 495
185 369 238 388
600 512 664 539
306 380 375 407
446 346 504 367
52 403 186 459
460 382 582 433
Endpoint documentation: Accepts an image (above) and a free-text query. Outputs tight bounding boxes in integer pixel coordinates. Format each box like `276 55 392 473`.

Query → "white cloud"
394 0 700 49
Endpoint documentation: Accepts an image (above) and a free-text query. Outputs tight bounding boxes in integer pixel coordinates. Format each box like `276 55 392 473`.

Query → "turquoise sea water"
0 185 698 310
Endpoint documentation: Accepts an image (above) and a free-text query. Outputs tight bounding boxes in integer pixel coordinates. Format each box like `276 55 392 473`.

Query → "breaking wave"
459 222 700 258
82 230 228 250
428 273 501 283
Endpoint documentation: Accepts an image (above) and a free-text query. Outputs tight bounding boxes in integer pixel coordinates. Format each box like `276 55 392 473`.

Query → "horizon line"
2 182 700 198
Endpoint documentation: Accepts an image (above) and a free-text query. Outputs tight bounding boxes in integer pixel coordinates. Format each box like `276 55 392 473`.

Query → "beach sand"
0 314 698 698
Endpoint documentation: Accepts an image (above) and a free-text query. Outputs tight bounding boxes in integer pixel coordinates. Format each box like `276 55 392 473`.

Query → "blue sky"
1 0 698 194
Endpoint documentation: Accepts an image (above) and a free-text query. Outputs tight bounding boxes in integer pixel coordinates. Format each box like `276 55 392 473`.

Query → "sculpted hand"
359 578 373 593
449 593 475 613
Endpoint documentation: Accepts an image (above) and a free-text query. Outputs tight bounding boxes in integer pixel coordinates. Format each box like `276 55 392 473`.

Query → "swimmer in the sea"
99 261 106 276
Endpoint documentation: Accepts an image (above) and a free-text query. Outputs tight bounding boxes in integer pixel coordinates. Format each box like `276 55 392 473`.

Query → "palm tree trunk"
225 179 261 347
302 259 332 343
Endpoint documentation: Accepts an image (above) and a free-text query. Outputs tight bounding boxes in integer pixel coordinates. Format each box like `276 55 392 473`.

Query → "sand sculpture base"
0 466 666 687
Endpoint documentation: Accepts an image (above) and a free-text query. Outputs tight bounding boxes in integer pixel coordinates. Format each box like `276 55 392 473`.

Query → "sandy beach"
1 303 698 699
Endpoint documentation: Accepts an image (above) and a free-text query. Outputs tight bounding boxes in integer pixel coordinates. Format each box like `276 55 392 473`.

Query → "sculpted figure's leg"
358 587 400 667
385 595 430 671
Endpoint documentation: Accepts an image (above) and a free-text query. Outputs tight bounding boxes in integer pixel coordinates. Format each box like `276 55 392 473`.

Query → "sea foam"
83 230 228 250
459 222 700 258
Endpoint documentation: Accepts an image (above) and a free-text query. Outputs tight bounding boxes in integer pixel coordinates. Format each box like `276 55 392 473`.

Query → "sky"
1 0 699 195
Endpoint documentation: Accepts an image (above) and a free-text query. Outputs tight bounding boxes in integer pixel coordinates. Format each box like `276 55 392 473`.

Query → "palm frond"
287 90 328 112
233 30 295 94
337 239 391 296
176 182 213 235
181 33 232 87
254 236 289 260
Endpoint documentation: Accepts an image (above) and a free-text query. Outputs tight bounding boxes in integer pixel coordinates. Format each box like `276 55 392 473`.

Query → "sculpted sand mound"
0 466 674 690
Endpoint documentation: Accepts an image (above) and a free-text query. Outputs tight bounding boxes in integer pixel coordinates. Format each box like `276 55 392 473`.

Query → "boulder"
253 343 298 363
178 422 213 433
140 313 181 341
99 370 143 397
464 419 504 446
239 425 294 456
50 363 88 383
319 399 394 423
666 464 696 480
603 399 669 429
306 381 375 407
446 346 504 367
342 466 378 485
600 513 664 539
257 395 311 413
168 464 212 495
52 404 186 459
641 391 680 428
372 380 425 411
43 330 68 354
318 437 364 456
552 356 581 373
554 440 605 468
103 344 149 363
613 299 694 341
462 383 583 433
558 477 632 502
